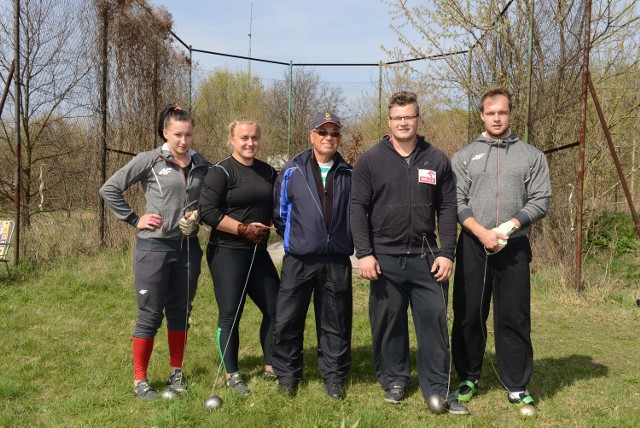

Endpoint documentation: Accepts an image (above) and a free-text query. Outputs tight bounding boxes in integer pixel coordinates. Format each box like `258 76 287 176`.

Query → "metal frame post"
524 0 534 143
575 0 592 291
378 62 383 137
188 45 192 110
287 61 293 159
99 4 109 247
588 73 640 239
13 0 21 265
467 48 473 142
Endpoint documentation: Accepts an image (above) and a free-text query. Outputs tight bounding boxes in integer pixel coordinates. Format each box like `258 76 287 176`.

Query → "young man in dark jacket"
451 87 551 412
351 91 468 415
272 112 353 399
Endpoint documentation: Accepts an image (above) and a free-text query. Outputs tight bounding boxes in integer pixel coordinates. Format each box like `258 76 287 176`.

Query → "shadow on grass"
534 354 608 400
469 352 608 401
233 344 377 384
237 347 609 403
235 344 437 399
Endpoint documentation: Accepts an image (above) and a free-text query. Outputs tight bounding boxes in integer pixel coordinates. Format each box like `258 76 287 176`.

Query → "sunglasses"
314 128 341 138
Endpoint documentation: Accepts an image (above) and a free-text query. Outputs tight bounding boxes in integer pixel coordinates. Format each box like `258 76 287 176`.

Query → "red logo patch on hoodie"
418 169 436 185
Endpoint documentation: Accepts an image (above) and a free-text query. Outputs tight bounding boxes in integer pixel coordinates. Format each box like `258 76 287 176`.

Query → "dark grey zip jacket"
451 131 551 237
100 144 210 244
350 135 457 260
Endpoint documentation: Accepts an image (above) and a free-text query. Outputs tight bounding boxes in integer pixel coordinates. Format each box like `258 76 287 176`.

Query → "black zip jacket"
350 135 457 260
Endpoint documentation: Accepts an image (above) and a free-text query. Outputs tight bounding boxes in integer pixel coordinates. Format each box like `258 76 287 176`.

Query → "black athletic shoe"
278 382 298 397
447 397 470 415
325 382 345 400
263 370 278 381
166 369 187 392
227 372 250 395
384 385 405 404
134 380 158 401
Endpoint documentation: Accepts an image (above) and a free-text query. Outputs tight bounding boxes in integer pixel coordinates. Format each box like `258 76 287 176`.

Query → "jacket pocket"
412 202 434 234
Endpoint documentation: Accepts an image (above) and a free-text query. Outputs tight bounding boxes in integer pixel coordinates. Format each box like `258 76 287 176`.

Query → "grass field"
0 246 639 427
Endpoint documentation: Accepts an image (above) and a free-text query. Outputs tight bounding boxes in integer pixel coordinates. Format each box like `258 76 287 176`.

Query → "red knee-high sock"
168 329 187 368
133 336 155 381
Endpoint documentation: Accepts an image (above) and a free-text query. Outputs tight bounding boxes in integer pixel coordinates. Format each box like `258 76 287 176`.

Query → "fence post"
99 3 109 247
288 60 293 159
575 0 593 292
524 0 534 143
13 0 21 265
0 60 14 116
188 45 192 110
467 47 472 143
378 62 383 138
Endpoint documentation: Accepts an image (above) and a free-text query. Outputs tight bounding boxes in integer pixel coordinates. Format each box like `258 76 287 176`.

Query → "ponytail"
157 103 194 141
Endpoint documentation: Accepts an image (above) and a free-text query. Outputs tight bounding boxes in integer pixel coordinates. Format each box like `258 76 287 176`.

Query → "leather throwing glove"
179 210 199 236
492 220 517 250
237 223 268 244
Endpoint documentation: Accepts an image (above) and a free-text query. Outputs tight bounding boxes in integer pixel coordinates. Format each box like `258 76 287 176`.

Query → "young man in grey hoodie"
451 87 551 412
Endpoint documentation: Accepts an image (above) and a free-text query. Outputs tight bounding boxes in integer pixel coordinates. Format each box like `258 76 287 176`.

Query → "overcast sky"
147 0 420 83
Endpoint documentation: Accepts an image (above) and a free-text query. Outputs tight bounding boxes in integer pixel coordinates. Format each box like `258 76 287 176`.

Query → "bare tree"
0 0 93 225
94 0 191 246
380 0 640 278
264 68 345 160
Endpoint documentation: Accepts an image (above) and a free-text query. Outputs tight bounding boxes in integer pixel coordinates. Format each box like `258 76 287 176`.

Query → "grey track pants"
132 244 202 338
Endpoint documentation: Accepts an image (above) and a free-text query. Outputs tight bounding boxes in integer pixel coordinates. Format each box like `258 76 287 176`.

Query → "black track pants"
207 244 280 374
369 254 450 399
451 231 533 391
272 254 353 385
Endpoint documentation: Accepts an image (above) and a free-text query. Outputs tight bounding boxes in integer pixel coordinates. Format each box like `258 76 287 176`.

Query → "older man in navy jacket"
272 112 353 400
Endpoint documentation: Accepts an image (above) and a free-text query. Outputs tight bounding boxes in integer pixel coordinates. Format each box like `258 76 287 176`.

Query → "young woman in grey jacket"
100 104 210 401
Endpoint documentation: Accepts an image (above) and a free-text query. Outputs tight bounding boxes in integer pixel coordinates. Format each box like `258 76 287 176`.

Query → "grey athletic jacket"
451 131 551 238
100 144 210 243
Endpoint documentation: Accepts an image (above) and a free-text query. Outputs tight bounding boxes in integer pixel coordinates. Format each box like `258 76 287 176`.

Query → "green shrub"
586 211 640 256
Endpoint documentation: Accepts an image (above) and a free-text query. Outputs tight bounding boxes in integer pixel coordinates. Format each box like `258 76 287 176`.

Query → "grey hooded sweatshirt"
451 131 551 238
100 143 210 249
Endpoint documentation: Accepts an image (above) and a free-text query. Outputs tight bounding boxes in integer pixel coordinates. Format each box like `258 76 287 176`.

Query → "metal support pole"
467 47 473 143
152 41 158 149
13 0 21 265
575 0 592 292
188 45 192 110
99 4 109 247
588 73 640 239
378 62 383 137
524 0 534 143
0 59 14 116
287 61 292 159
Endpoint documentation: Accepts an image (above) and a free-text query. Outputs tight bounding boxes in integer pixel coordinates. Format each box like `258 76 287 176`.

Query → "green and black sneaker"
454 380 478 402
508 391 537 409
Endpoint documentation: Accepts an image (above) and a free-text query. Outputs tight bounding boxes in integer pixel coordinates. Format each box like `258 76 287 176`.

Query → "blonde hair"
228 118 261 139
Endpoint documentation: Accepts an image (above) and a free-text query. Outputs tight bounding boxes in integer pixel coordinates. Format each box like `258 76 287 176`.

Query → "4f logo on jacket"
418 169 436 185
157 167 173 176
